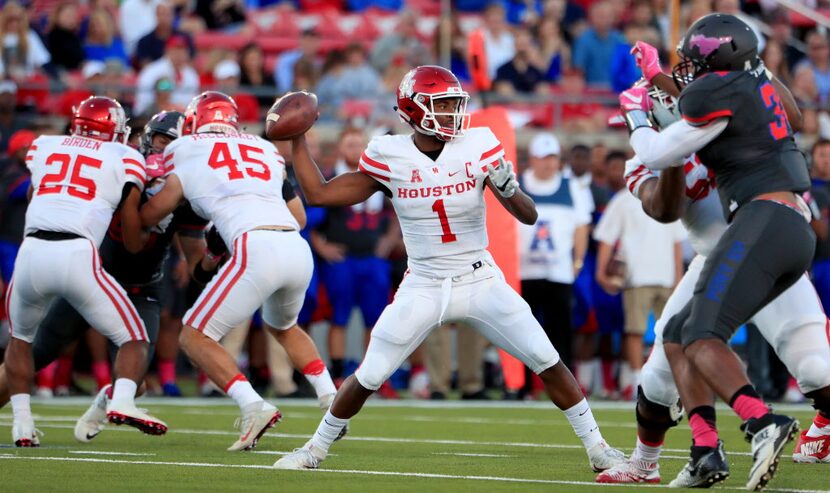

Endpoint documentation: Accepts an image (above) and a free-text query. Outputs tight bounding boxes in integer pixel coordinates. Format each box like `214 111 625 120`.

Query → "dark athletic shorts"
32 284 161 370
664 200 815 346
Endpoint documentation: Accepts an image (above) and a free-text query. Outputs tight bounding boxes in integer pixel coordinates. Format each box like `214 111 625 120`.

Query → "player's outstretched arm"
485 159 538 225
120 185 150 253
140 174 184 228
291 134 382 207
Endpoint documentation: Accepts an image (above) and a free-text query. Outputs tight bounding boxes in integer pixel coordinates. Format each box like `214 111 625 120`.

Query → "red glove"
630 41 662 82
619 86 653 113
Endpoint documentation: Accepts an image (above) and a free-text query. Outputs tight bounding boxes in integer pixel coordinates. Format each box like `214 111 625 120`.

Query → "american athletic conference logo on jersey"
411 169 422 183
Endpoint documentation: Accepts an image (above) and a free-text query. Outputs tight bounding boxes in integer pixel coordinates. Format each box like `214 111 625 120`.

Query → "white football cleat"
227 401 282 451
792 430 830 463
587 440 626 472
75 385 110 443
273 441 326 470
743 413 799 491
12 419 42 447
595 458 661 484
106 401 167 436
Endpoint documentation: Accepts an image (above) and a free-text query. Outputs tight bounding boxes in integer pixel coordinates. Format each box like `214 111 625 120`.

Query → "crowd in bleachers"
1 0 830 401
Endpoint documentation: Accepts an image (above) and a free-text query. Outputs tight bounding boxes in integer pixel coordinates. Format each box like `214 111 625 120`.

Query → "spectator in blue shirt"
83 8 129 68
572 0 625 87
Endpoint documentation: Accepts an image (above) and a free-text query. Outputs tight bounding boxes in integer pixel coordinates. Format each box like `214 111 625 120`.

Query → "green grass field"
0 399 826 493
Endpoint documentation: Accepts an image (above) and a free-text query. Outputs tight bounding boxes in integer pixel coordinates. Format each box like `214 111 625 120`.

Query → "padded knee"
792 354 830 394
636 385 683 432
640 364 679 409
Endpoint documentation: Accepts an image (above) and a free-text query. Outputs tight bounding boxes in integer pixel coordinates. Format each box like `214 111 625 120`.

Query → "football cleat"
595 458 661 484
318 393 348 442
669 441 729 488
227 402 282 451
12 419 42 447
587 440 626 472
792 430 830 463
106 402 168 436
273 441 326 470
74 385 110 443
743 413 799 491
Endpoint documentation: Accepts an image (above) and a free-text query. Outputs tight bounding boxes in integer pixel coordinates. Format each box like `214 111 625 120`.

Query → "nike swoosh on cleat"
86 432 100 440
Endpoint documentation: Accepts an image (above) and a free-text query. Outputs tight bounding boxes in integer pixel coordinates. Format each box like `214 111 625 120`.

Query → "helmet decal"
689 34 733 57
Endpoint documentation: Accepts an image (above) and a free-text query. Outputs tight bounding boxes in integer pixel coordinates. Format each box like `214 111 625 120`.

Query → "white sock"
110 378 137 407
563 398 602 449
310 410 349 453
226 378 262 410
807 423 830 437
10 394 32 422
631 369 641 389
304 367 337 398
632 437 662 464
619 363 632 390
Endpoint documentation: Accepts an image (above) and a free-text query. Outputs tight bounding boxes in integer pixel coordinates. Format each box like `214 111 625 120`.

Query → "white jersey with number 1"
358 126 504 277
163 131 299 245
24 135 146 246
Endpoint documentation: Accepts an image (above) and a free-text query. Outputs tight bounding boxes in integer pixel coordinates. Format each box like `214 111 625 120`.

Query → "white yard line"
0 454 825 493
432 452 515 458
68 450 155 456
0 421 767 457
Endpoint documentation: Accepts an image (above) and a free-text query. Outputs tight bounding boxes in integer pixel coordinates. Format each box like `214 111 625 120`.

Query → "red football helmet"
395 65 470 141
71 96 129 143
182 91 239 135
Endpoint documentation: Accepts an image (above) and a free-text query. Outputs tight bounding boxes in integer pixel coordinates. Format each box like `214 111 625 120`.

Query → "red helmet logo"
395 65 470 141
71 96 129 144
182 91 239 136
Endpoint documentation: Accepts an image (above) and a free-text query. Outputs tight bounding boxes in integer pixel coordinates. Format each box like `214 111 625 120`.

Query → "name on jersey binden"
397 178 477 199
61 137 103 150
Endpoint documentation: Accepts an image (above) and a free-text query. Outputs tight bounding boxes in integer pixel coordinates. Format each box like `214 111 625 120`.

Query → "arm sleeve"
629 118 728 171
476 128 505 171
281 180 297 201
122 151 147 191
358 138 393 187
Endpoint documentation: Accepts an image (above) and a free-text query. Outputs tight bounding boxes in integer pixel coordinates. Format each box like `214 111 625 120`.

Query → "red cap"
165 34 189 50
8 129 35 156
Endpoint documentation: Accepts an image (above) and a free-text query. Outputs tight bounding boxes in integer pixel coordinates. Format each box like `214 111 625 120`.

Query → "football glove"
487 158 518 198
630 41 663 82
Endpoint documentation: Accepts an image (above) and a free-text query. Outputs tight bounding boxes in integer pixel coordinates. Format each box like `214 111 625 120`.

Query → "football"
265 91 319 141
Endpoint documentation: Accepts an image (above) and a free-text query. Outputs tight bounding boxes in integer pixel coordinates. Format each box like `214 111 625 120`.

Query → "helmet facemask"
412 93 470 142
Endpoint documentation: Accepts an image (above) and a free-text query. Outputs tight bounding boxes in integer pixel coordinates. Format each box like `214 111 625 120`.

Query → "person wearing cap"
0 129 35 284
213 59 241 92
134 33 199 116
517 133 592 384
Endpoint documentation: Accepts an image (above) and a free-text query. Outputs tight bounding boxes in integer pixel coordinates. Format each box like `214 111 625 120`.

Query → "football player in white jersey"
275 65 624 472
139 91 334 452
4 96 167 446
597 53 830 487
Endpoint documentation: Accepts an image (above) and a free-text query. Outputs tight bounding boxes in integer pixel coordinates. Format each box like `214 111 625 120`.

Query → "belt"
26 230 83 241
438 260 486 325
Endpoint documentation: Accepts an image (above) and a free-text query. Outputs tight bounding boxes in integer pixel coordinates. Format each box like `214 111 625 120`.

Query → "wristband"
623 110 654 134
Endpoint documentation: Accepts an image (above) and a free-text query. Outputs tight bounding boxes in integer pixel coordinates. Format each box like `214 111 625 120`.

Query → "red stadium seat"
16 74 50 113
248 8 300 39
351 13 382 41
234 93 261 122
193 32 253 52
314 11 347 39
259 37 299 55
299 0 345 13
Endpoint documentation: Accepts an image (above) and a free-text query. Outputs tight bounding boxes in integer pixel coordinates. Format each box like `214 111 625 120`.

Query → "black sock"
688 405 717 427
728 384 761 407
331 359 344 379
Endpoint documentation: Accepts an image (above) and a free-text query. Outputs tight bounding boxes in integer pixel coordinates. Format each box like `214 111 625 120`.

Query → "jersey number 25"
38 153 102 201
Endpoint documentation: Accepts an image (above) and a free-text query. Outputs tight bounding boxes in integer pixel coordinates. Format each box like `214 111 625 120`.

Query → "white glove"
487 158 518 198
145 177 165 198
143 177 172 233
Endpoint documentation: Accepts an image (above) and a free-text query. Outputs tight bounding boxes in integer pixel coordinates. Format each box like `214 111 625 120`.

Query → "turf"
0 399 826 493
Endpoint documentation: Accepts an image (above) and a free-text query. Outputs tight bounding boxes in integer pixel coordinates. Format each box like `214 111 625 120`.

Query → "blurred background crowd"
0 0 829 402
